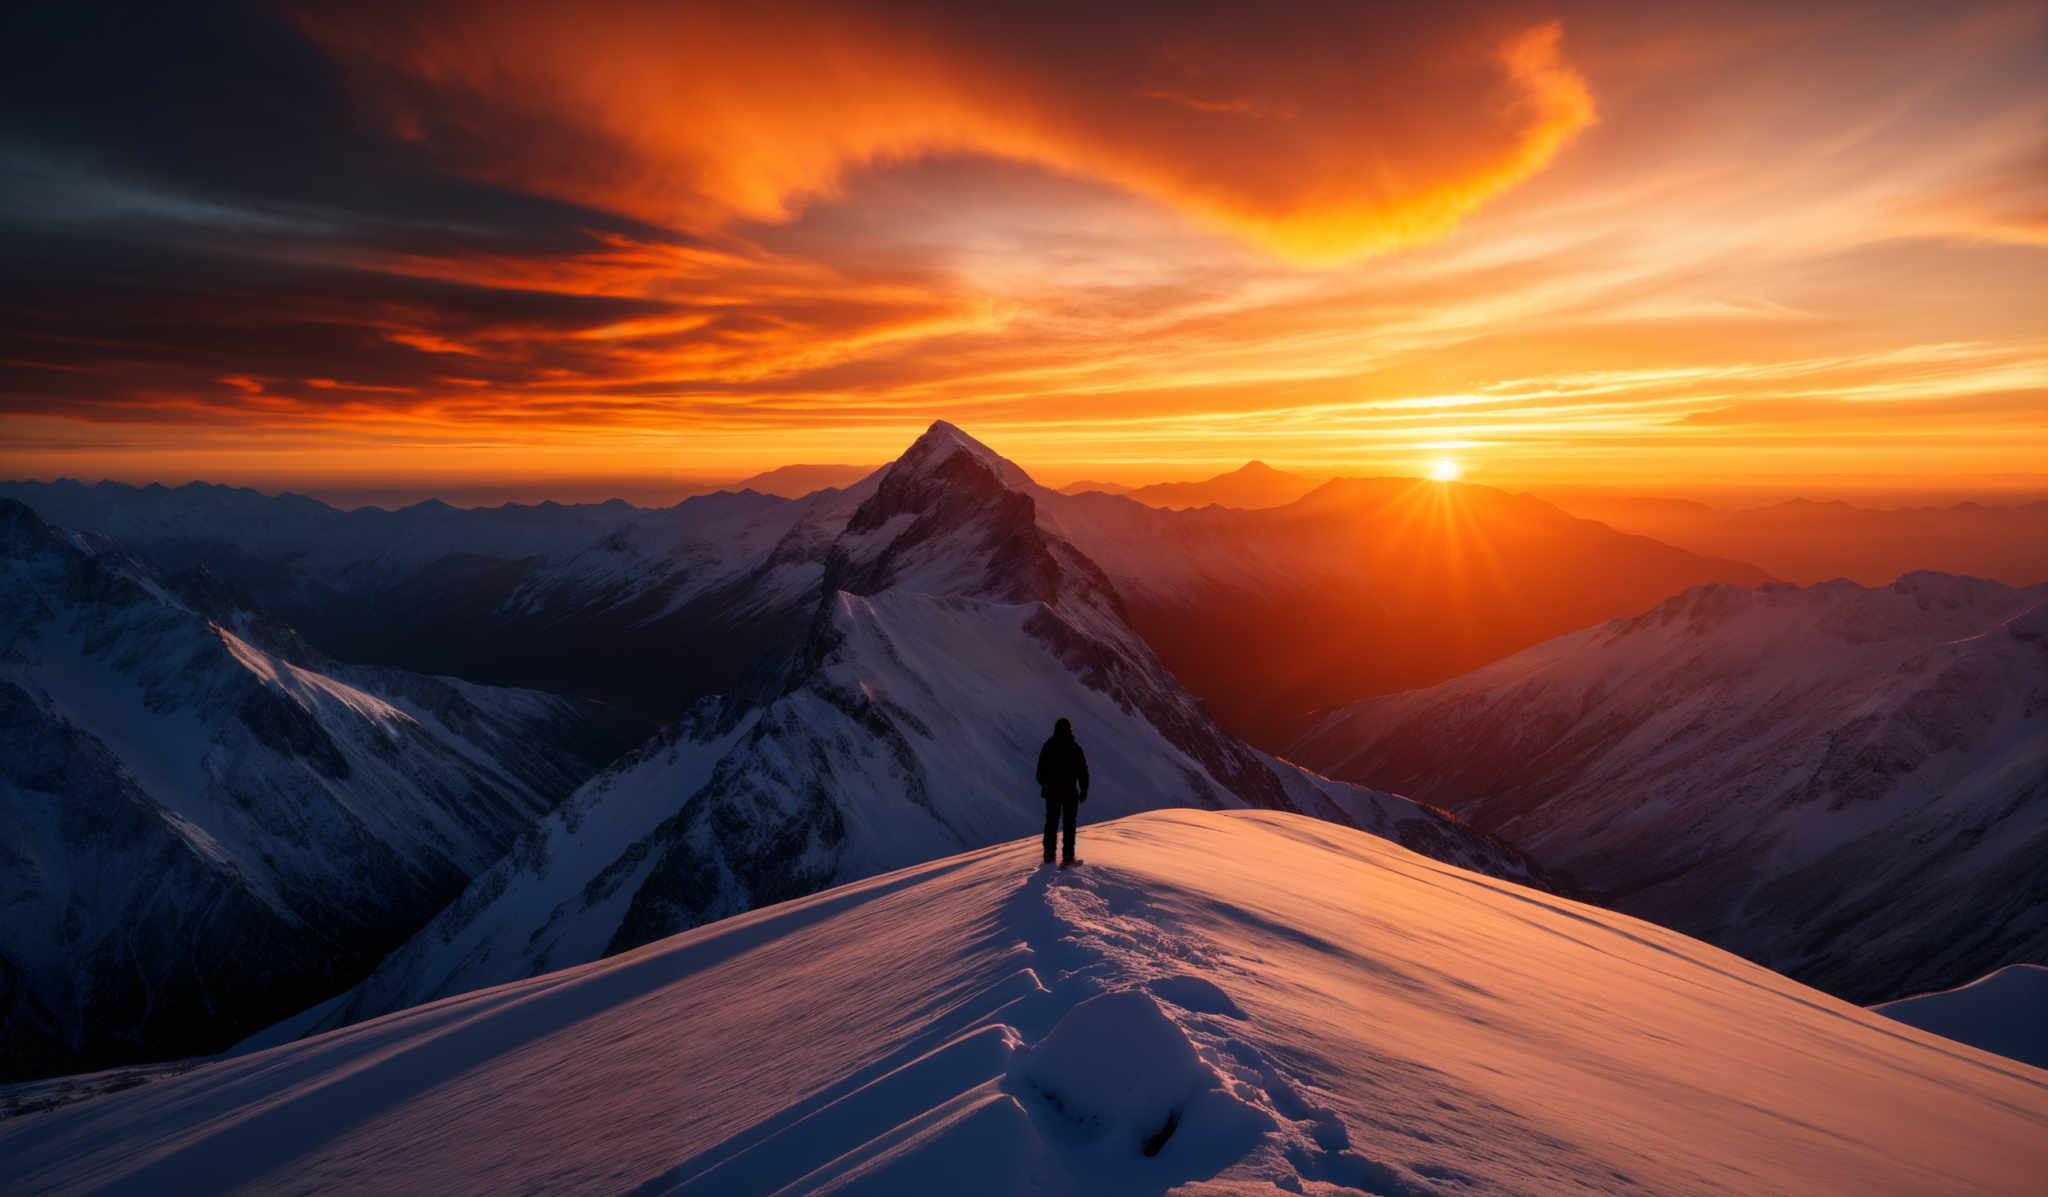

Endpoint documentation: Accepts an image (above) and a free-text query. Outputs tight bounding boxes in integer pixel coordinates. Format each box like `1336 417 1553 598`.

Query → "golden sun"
1430 459 1461 481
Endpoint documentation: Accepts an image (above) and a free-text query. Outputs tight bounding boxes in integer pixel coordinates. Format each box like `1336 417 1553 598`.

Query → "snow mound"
5 810 2043 1196
1012 988 1246 1156
1876 963 2048 1070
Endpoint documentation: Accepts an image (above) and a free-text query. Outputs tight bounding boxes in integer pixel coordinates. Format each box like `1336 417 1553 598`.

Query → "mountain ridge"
1 457 1777 745
1291 570 2048 1003
0 499 630 1080
1115 460 1325 511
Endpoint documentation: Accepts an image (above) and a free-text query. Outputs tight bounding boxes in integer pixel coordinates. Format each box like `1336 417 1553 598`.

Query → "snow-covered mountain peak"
0 496 58 553
2 497 108 567
1 498 193 626
258 420 1552 1036
914 418 1035 481
851 421 1035 519
857 420 1037 509
847 428 1024 533
833 423 1116 621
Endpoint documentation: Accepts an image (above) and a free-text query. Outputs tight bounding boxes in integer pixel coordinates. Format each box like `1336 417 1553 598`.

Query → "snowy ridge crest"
643 855 1379 1194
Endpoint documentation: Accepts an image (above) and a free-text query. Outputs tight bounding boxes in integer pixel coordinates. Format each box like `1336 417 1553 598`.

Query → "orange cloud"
293 2 1594 263
6 1 2041 500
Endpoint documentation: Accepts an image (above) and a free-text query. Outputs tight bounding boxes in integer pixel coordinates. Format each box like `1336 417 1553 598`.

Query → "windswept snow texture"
294 423 1543 1032
1293 573 2048 1004
5 811 2043 1195
1877 964 2048 1070
0 500 618 1079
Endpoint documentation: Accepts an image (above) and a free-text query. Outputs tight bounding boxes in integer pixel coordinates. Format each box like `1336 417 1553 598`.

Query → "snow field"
653 855 1374 1196
6 809 2043 1196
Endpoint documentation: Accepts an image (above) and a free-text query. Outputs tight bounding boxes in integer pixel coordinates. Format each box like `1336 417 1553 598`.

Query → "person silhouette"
1036 717 1089 867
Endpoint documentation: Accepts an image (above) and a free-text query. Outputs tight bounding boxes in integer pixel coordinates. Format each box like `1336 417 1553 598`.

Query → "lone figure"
1036 717 1089 867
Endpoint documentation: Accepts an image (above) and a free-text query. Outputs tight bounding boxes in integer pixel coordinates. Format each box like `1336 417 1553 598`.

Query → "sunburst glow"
1431 460 1462 482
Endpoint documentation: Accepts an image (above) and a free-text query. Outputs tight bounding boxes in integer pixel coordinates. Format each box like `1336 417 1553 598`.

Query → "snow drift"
4 810 2042 1195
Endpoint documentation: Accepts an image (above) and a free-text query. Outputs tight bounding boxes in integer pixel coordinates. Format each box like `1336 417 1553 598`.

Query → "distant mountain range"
1541 492 2048 587
1292 572 2048 1003
5 426 2039 1085
1056 477 1133 496
727 462 879 497
0 478 869 726
1105 461 1325 510
0 500 631 1079
1049 476 1774 744
0 466 1776 750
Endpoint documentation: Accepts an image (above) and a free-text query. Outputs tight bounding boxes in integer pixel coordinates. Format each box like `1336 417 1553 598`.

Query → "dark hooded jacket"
1036 725 1089 802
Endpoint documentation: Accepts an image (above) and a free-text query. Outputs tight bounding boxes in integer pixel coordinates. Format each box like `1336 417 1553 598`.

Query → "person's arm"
1076 743 1089 800
1036 742 1051 790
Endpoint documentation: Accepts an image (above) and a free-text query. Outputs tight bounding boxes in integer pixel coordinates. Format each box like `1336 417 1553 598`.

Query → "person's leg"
1043 798 1058 863
1061 796 1078 863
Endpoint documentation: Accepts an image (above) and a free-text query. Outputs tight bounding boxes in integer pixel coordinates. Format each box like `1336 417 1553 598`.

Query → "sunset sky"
2 0 2042 502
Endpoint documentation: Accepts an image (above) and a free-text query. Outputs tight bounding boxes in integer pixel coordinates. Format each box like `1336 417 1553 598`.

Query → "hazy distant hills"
727 462 879 497
1056 477 1133 496
1293 573 2048 1004
1544 492 2048 587
1102 461 1325 510
1045 477 1774 745
1077 471 2048 587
